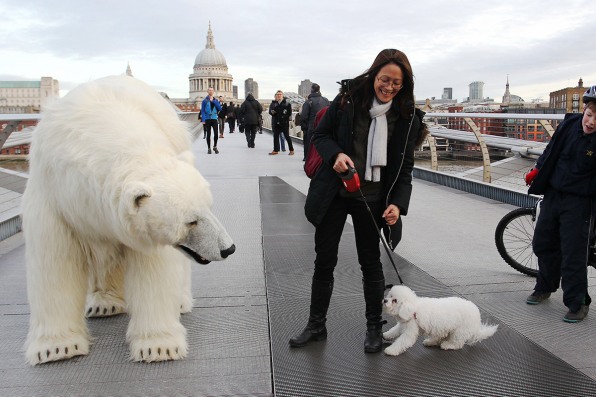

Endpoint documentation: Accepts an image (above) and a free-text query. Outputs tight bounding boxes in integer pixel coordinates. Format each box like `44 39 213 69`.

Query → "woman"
289 49 428 353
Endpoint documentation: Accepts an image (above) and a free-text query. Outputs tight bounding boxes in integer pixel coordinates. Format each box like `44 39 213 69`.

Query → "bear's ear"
177 150 195 164
123 182 152 213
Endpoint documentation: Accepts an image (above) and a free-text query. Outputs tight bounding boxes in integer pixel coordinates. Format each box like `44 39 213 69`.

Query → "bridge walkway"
0 129 594 396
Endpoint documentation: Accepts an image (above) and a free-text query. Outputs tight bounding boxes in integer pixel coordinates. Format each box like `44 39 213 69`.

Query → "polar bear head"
120 153 235 264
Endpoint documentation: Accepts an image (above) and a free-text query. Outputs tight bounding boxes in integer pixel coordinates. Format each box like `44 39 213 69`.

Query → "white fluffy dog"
382 285 498 356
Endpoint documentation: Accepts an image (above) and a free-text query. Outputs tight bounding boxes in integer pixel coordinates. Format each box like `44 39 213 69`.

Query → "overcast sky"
1 0 594 103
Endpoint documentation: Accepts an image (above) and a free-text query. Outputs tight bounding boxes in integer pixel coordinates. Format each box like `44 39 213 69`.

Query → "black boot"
289 278 334 347
363 278 385 353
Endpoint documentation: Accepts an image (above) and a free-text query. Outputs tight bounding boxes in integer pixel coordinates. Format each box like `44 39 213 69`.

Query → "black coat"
304 87 424 249
529 113 596 197
239 94 263 125
301 92 330 133
269 98 292 127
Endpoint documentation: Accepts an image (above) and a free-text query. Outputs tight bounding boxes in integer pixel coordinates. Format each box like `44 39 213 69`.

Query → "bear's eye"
187 220 198 227
392 299 397 303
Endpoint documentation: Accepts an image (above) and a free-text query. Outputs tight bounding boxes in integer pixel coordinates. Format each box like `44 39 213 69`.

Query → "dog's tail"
470 323 498 344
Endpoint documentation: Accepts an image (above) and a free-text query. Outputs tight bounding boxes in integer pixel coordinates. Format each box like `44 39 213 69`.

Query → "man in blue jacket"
525 85 596 322
201 87 222 154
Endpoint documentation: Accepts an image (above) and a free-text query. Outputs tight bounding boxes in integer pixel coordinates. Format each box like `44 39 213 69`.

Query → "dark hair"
311 83 320 93
341 49 415 118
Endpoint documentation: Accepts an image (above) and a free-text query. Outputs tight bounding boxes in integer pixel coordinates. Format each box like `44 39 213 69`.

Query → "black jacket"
304 84 425 249
301 92 330 133
269 98 292 127
529 113 596 197
239 94 263 125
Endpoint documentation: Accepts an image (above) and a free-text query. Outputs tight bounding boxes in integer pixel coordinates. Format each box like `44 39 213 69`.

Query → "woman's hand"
382 204 400 226
333 153 354 173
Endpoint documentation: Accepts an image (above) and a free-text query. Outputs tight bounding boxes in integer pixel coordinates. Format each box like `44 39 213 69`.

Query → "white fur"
23 75 235 365
382 285 498 356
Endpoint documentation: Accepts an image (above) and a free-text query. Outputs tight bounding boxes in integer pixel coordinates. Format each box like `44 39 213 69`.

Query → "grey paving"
0 127 594 396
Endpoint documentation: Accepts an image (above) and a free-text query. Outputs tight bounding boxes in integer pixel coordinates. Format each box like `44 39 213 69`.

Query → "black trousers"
227 118 235 132
533 189 593 312
313 196 385 282
272 124 294 152
204 119 219 149
245 124 257 147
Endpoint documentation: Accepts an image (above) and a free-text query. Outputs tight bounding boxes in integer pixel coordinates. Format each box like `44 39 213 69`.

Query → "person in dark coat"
218 96 227 137
524 85 596 323
239 92 263 148
289 49 428 353
301 83 330 160
268 90 295 155
226 102 236 133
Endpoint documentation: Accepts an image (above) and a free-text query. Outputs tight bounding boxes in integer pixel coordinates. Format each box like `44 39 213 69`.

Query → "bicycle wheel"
495 207 538 277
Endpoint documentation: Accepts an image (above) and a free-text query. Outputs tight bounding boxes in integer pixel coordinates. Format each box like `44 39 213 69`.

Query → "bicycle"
495 199 596 277
494 200 541 277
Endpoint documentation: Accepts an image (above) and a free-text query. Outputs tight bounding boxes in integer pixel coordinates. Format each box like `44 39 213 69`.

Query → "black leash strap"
358 188 404 285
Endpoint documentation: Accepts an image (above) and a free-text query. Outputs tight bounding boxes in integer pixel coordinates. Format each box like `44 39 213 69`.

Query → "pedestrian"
239 92 263 148
524 85 596 323
289 49 428 353
268 90 294 156
227 102 236 133
198 111 205 139
300 83 330 160
201 87 222 154
218 96 227 138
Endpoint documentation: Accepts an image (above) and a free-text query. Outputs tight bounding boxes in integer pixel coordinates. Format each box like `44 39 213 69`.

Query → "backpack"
303 106 329 178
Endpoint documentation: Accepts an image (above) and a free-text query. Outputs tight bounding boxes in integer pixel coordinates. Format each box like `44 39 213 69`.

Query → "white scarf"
365 98 392 182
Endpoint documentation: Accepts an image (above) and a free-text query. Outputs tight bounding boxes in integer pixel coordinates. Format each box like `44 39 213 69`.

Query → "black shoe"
364 326 383 353
289 325 327 348
213 147 219 154
563 305 589 323
527 291 551 305
208 149 212 154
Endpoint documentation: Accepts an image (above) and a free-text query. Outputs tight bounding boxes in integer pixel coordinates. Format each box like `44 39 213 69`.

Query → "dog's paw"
25 333 89 366
423 337 441 347
383 332 397 341
440 341 464 350
85 291 126 318
129 333 187 363
384 345 404 356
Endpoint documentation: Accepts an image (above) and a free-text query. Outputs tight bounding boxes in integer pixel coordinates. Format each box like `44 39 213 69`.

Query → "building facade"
549 78 586 113
298 79 313 98
468 81 484 101
189 23 233 102
0 77 59 113
245 78 259 99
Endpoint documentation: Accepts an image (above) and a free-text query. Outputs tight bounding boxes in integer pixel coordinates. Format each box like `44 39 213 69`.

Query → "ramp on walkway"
261 176 596 397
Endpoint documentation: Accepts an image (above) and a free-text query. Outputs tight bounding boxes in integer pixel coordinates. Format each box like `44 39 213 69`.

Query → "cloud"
1 0 595 102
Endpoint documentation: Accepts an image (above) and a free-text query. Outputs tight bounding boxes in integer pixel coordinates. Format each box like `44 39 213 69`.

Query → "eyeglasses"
376 75 402 89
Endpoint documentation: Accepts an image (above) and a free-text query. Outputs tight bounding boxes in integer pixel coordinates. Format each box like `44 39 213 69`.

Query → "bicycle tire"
495 207 538 277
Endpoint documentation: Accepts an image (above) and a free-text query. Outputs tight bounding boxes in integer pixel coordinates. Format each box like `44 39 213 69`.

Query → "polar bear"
23 75 235 366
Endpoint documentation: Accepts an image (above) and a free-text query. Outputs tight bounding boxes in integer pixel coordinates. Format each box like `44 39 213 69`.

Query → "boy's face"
583 103 596 134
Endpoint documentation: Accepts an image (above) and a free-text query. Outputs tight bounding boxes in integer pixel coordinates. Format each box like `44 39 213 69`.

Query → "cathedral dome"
194 48 227 67
194 23 226 67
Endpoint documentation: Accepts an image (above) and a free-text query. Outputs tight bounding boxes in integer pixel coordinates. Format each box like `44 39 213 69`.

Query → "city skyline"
1 0 594 102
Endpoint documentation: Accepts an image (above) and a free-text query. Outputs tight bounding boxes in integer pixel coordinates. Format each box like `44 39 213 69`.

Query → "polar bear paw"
25 333 89 366
180 296 194 314
85 291 126 318
129 333 188 362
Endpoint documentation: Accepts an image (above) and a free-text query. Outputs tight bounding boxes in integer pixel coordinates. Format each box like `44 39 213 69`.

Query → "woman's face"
374 63 403 104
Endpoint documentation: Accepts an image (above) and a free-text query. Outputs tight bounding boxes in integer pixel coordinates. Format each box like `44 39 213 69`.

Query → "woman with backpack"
289 49 428 353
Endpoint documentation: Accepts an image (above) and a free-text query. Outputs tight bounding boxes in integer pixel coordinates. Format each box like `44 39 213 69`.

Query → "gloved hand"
525 168 539 186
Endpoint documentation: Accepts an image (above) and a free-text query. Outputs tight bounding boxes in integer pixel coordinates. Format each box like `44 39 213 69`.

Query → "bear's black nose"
221 244 236 258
